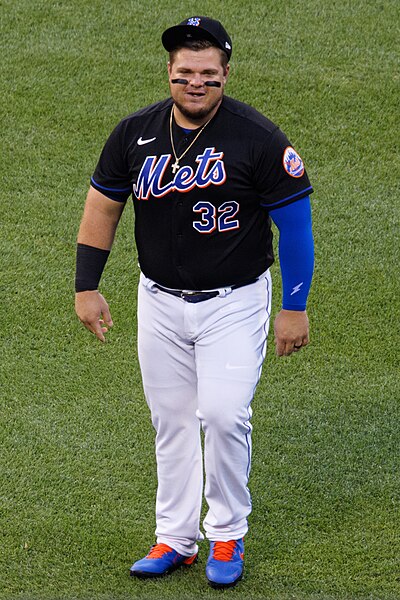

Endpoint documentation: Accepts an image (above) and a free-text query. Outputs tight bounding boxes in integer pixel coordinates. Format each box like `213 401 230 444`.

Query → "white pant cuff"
156 536 200 557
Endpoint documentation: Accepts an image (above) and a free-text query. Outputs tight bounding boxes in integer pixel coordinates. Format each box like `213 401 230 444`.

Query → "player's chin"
177 106 207 121
187 106 211 120
182 95 208 111
178 100 219 122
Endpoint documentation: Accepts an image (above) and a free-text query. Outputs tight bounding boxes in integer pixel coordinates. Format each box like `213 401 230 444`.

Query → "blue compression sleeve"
269 196 314 311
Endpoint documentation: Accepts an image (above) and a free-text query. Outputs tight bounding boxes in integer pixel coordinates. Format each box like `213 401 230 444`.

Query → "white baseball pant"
137 270 272 556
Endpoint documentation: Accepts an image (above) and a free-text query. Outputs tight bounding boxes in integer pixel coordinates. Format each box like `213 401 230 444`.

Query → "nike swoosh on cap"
137 136 156 145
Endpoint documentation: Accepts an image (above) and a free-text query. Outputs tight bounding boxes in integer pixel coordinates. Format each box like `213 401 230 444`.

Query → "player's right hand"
75 290 113 343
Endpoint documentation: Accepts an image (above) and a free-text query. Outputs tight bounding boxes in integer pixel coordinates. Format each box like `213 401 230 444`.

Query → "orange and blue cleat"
129 543 198 578
205 539 244 588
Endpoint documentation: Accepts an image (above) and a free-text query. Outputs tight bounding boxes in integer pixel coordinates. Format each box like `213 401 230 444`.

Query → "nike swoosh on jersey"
137 136 156 145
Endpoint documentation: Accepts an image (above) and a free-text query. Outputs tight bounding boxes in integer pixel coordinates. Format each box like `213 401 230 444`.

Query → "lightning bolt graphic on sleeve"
290 282 304 296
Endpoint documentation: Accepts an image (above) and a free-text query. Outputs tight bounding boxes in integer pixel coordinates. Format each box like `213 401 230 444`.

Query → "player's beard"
173 94 223 125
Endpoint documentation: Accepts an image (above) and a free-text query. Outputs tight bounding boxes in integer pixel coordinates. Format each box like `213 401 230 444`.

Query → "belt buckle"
181 290 207 303
181 290 198 298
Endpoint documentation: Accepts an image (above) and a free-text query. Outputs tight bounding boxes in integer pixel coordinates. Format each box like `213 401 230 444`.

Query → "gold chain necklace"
169 106 212 174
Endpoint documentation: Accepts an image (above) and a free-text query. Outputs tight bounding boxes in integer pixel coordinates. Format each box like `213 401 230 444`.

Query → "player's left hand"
273 309 309 357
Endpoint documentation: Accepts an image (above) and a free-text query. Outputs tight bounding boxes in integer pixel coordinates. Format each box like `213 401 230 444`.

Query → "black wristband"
75 243 110 292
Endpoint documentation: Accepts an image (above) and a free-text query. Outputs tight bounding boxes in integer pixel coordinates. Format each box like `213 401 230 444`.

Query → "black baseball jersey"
91 96 313 290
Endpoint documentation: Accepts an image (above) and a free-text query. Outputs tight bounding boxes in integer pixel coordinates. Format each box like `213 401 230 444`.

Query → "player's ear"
223 63 230 83
167 61 172 77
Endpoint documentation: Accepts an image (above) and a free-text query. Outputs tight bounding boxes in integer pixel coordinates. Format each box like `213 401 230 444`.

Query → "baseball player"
75 16 314 589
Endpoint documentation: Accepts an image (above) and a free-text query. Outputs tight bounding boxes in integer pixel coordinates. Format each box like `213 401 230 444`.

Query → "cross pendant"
172 159 180 174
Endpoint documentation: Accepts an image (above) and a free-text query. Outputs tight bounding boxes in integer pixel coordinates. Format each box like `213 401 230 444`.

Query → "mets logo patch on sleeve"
283 146 305 178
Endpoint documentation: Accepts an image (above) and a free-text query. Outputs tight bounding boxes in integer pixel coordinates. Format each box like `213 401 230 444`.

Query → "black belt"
153 278 258 303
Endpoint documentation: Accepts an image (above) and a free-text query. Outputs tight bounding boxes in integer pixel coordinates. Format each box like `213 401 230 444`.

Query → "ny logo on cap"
187 17 201 26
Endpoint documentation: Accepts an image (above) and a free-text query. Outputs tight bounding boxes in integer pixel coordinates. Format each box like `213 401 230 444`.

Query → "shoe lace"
212 540 237 561
147 543 173 559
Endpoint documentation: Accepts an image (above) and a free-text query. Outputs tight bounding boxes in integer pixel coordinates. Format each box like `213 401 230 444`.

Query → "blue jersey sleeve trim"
269 196 314 310
91 176 131 193
261 186 313 209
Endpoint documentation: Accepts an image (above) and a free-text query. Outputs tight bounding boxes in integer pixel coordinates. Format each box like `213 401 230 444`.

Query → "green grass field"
1 1 399 598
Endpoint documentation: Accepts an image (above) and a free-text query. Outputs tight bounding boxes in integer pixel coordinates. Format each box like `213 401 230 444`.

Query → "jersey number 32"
193 201 239 234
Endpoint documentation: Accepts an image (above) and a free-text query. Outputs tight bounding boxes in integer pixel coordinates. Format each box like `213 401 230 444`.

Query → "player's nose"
188 73 204 87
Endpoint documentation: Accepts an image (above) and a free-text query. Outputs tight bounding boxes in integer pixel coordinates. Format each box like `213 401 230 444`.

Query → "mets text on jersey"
133 147 226 200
